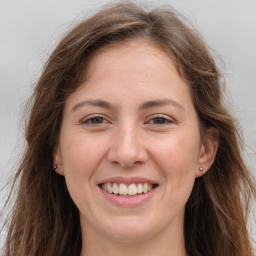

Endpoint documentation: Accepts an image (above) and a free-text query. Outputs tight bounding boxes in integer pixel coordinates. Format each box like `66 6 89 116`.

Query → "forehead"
85 41 184 89
65 40 193 111
88 40 177 76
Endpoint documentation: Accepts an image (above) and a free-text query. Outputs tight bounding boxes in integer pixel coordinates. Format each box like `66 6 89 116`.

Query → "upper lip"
98 176 158 185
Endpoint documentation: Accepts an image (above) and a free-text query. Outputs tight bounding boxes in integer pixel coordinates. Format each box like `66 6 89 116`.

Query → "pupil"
154 117 165 124
92 117 103 123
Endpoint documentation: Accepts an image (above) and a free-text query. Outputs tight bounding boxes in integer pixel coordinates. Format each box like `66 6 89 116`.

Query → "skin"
53 40 218 256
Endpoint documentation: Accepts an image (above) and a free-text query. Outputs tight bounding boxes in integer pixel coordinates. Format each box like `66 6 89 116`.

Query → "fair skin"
54 40 218 256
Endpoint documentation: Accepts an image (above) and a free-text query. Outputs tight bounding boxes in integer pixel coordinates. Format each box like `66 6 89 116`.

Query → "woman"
2 2 256 256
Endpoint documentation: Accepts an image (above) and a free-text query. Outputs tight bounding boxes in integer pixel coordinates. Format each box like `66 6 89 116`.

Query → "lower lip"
99 187 157 207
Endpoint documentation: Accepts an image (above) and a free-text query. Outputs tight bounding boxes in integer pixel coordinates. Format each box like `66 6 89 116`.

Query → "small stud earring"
53 164 57 170
199 167 204 171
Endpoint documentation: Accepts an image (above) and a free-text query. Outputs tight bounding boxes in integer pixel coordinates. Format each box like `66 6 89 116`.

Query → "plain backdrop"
1 0 255 246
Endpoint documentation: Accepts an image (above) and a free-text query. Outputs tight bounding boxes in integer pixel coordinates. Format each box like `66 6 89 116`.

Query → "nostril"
107 140 148 167
111 160 143 168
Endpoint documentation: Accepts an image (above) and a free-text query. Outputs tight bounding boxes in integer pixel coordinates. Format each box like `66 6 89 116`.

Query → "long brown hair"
2 2 256 255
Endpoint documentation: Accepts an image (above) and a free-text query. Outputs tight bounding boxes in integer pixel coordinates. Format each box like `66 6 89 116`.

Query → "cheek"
156 134 199 169
153 133 200 197
59 132 104 200
61 132 105 175
60 132 107 207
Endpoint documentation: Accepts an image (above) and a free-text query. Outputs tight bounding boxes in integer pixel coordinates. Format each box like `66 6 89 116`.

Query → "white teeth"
137 183 143 193
128 184 137 195
101 182 155 195
119 183 128 195
107 183 113 193
143 183 148 193
113 183 119 194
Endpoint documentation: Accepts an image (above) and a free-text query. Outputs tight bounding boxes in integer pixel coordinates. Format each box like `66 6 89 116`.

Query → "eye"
145 115 173 125
81 115 109 125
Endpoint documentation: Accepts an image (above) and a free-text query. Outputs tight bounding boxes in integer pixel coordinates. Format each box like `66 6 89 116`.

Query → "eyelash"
146 115 173 125
81 115 173 126
81 115 109 125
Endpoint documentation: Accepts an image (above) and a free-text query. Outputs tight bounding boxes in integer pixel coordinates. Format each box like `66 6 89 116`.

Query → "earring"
199 167 204 171
53 164 57 170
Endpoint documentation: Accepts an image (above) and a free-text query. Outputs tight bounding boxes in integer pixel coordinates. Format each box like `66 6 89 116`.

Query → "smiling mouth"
99 183 158 196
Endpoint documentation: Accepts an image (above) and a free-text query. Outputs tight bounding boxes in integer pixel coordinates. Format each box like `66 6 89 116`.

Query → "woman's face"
54 41 215 243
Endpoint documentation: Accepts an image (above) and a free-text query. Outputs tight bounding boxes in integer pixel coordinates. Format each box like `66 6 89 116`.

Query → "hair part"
3 2 256 256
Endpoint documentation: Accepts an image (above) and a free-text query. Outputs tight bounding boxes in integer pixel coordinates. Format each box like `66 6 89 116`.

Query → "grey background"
1 0 255 246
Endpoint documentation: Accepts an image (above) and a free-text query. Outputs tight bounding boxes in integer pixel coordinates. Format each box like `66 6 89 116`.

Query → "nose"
107 125 148 168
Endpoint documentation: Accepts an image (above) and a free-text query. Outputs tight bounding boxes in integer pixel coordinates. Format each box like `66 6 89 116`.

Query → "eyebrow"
140 99 185 111
72 98 185 112
72 99 112 112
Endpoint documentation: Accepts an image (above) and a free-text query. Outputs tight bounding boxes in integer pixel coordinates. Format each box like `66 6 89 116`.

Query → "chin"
108 229 152 243
102 216 157 242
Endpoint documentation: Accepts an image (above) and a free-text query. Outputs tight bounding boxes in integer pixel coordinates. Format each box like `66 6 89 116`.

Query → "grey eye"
89 117 104 124
82 116 106 124
148 117 172 125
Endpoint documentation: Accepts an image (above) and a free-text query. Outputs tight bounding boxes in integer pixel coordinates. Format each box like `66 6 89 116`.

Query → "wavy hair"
3 2 256 256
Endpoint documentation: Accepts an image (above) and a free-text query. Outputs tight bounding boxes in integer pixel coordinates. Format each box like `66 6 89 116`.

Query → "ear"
196 127 219 177
52 145 65 176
